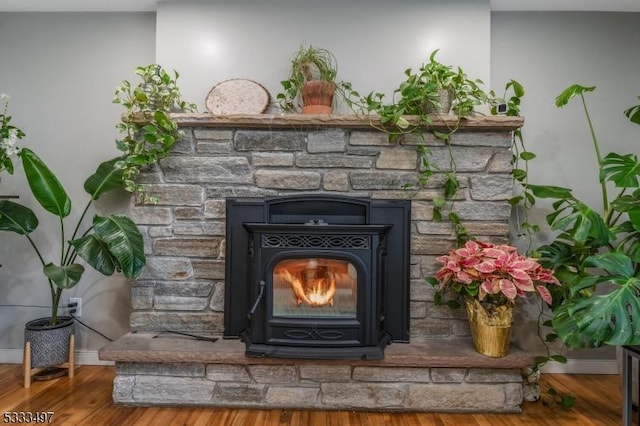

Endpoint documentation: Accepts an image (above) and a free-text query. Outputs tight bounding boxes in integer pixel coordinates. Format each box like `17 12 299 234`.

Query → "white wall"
491 11 640 362
155 0 491 113
0 12 155 356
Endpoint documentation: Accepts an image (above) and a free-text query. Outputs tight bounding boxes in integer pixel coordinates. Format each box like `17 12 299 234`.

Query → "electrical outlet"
69 297 82 317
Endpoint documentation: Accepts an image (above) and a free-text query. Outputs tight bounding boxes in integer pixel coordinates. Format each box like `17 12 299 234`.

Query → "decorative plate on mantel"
205 78 270 115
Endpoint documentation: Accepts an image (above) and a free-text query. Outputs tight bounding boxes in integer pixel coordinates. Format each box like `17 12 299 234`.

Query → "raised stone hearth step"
100 334 532 413
100 333 533 368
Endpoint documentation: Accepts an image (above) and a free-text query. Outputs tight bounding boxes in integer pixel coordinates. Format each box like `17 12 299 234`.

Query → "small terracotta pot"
301 80 335 114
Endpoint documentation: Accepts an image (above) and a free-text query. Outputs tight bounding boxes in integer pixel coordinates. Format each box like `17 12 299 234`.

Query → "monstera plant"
528 84 640 348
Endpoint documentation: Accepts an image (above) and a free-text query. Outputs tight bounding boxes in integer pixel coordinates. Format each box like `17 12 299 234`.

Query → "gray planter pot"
24 317 75 369
424 88 453 114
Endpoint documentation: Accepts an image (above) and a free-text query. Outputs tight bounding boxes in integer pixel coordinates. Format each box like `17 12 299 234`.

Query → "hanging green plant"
360 50 496 244
113 64 197 203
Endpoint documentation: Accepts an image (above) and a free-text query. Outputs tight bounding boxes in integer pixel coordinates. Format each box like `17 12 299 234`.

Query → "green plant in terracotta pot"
277 45 356 114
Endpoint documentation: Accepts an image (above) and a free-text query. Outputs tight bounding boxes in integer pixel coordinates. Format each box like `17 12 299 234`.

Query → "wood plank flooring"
0 364 623 425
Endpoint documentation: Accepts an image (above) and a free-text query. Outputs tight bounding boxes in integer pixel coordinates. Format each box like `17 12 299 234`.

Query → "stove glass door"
272 258 357 318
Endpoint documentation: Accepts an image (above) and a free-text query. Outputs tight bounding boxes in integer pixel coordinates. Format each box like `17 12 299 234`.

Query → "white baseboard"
540 358 619 375
0 349 114 366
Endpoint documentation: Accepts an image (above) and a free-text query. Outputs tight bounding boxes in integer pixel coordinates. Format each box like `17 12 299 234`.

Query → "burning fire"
275 259 351 308
278 269 336 307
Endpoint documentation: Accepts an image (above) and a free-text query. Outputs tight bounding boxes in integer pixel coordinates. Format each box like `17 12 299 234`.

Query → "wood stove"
225 195 410 359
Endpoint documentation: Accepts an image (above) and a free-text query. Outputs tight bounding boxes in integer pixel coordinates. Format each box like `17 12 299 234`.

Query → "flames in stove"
274 259 355 309
279 268 336 307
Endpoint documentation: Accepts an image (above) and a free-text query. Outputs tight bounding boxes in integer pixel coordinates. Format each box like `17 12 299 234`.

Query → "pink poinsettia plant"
432 240 560 306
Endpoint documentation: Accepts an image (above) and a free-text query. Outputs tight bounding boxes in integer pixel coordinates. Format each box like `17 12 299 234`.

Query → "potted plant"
429 239 560 357
361 51 499 244
419 49 485 116
363 49 488 130
113 64 196 203
526 84 640 348
0 93 146 385
277 45 349 114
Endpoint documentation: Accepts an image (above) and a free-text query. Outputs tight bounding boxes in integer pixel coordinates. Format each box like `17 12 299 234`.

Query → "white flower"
7 128 18 141
0 93 9 102
1 129 21 157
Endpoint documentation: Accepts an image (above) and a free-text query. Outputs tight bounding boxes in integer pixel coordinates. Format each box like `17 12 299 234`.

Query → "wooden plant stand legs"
23 334 75 388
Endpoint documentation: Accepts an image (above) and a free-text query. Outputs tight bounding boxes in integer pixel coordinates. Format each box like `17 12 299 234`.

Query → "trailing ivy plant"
488 81 575 405
113 64 196 203
362 50 486 138
489 80 540 249
527 84 640 348
359 51 494 245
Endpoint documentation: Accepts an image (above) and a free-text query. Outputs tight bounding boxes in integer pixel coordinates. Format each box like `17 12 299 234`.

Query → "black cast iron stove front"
224 195 410 360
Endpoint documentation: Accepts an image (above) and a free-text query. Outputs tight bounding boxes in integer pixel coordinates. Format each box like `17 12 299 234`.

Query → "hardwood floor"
0 364 623 425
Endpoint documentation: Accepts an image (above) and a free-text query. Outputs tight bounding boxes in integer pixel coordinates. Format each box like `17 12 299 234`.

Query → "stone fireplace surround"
99 113 534 412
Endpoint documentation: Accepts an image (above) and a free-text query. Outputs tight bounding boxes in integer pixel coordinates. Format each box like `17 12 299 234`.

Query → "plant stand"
622 345 640 426
23 334 75 388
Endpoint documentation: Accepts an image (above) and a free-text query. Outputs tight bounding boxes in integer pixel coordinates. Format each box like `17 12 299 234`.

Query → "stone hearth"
99 113 532 412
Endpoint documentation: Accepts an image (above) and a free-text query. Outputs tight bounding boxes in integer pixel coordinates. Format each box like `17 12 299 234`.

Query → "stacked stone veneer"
129 114 517 339
104 114 529 412
113 361 523 412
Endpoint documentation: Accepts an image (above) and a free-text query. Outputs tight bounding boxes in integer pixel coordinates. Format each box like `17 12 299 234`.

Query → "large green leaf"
624 102 640 125
600 152 640 188
553 252 640 347
625 238 640 263
549 200 611 246
0 200 38 234
584 252 635 278
84 157 125 200
43 263 85 290
505 79 524 98
20 148 71 218
69 234 117 276
526 184 573 199
629 209 640 232
610 192 640 213
555 84 596 108
552 277 640 347
90 214 145 278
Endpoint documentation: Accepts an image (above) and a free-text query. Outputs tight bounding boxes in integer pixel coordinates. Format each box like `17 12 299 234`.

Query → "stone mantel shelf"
131 112 524 131
100 333 534 369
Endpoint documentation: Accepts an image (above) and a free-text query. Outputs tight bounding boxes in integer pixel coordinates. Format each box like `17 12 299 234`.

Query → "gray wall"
0 13 155 356
156 0 491 112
